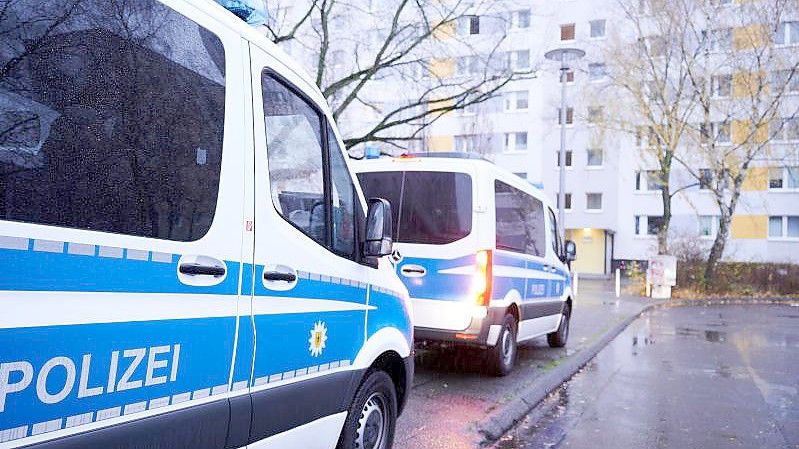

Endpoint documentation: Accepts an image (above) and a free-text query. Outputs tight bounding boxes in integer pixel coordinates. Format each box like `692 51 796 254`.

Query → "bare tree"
263 0 533 151
596 0 704 254
677 0 799 287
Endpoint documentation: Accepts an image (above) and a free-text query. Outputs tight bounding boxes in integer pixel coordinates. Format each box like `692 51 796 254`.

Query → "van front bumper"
414 306 507 348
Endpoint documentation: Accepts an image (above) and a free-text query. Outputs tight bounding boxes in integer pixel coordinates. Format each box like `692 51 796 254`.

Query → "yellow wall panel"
733 25 768 50
433 20 456 40
731 215 767 239
732 119 768 144
733 71 768 98
430 58 455 78
427 135 454 152
742 167 769 191
566 228 606 275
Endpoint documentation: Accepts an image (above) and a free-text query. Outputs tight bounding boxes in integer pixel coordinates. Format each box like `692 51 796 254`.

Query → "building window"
588 63 608 82
771 118 799 142
504 132 528 152
701 121 731 144
456 55 482 76
586 148 604 167
590 19 606 38
557 107 574 125
636 126 660 148
507 50 531 71
560 23 576 41
640 36 667 57
769 166 799 190
699 215 719 238
556 150 573 167
586 193 603 211
587 106 604 124
556 193 573 210
699 168 714 189
455 134 479 152
635 170 663 191
705 28 732 52
461 102 479 115
776 21 799 45
769 216 799 239
511 10 531 29
635 215 664 236
504 91 529 111
562 69 575 83
711 74 732 98
771 69 799 94
463 15 480 35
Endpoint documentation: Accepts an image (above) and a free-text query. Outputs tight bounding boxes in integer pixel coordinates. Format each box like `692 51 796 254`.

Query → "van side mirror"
364 198 393 258
564 240 577 262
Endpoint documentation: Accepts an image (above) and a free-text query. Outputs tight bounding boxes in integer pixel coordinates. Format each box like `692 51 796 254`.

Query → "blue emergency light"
216 0 267 26
365 146 381 159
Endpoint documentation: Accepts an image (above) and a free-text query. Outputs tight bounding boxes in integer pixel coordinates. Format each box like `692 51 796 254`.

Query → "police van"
355 154 576 376
0 1 413 448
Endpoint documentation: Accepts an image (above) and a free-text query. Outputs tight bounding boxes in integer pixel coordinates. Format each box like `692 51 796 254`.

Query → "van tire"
484 314 517 376
547 303 571 348
337 370 397 449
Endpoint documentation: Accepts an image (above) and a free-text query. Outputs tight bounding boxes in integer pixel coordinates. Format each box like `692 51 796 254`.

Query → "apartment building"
266 0 798 275
418 0 799 275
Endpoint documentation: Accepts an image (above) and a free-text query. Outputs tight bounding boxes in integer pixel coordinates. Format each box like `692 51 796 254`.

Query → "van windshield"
357 171 472 245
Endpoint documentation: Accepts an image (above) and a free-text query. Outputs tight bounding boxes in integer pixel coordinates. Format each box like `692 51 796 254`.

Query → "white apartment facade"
416 0 799 275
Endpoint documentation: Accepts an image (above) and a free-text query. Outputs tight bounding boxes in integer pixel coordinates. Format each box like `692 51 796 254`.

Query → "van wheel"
485 314 517 376
337 370 397 449
547 304 571 348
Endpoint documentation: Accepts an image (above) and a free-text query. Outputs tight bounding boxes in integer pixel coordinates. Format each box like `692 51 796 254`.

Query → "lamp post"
544 47 585 232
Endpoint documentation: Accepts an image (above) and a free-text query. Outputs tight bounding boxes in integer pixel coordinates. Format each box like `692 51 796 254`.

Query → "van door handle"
264 271 297 282
179 263 226 277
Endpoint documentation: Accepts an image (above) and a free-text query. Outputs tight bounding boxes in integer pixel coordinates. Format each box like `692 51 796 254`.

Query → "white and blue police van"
0 1 413 448
355 154 576 376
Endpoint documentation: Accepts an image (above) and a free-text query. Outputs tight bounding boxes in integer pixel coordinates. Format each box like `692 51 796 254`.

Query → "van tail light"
475 250 493 306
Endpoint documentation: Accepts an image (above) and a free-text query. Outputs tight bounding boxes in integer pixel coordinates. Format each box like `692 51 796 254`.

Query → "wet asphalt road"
495 304 799 449
395 281 653 449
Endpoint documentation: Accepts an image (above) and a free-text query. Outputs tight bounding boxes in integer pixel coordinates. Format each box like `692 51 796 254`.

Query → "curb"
475 296 798 445
476 300 663 445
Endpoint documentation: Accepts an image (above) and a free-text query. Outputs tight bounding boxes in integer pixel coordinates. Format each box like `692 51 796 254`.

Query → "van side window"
328 125 356 257
548 208 560 256
262 75 326 246
495 180 545 257
0 0 226 241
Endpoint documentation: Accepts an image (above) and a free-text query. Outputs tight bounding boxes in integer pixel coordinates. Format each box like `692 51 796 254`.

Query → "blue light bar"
215 0 267 26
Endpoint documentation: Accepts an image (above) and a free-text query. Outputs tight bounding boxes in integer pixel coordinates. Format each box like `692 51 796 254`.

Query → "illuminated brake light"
475 250 493 306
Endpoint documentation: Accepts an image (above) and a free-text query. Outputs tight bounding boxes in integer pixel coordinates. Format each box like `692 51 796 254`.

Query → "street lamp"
544 47 585 233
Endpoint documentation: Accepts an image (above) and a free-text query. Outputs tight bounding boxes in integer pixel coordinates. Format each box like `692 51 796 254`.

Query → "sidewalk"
394 279 658 449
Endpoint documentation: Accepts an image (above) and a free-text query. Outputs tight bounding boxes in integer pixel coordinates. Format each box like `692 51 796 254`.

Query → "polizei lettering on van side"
0 345 181 413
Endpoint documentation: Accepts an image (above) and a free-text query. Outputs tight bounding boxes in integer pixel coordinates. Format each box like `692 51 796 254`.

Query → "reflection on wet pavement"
496 304 799 449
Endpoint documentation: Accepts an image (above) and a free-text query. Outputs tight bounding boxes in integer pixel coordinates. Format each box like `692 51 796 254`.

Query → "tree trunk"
704 214 729 289
657 180 671 254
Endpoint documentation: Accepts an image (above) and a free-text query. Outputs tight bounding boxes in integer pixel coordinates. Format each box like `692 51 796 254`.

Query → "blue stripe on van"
0 245 240 295
396 254 475 302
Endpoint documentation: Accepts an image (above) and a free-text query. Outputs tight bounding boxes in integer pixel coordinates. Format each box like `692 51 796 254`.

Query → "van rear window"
0 0 226 241
357 171 472 245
